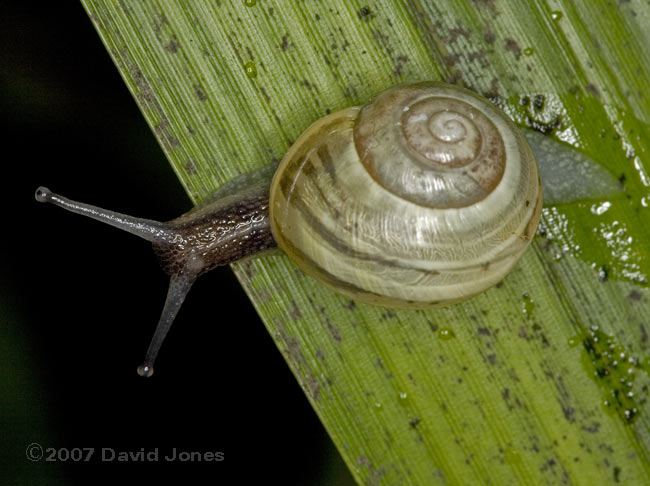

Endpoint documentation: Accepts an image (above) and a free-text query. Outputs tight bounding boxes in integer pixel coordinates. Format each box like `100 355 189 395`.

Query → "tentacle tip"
137 364 154 378
35 186 51 203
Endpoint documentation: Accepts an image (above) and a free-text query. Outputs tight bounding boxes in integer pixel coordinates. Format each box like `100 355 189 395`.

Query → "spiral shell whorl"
412 108 479 163
270 82 542 308
354 83 508 209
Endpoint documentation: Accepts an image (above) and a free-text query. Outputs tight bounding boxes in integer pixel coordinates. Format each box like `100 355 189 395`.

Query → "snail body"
36 82 558 375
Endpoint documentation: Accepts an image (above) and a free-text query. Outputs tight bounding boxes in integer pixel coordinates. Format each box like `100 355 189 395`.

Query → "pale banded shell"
269 82 543 307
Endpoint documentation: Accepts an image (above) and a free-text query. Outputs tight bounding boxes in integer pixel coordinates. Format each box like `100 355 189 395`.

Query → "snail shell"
270 82 543 307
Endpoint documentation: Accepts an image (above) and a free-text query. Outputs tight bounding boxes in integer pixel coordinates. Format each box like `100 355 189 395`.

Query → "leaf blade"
81 1 650 484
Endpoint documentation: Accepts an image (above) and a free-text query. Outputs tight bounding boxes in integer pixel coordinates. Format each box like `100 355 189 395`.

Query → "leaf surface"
81 1 650 484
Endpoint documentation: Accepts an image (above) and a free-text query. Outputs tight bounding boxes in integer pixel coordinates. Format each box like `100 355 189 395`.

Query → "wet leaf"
82 1 650 484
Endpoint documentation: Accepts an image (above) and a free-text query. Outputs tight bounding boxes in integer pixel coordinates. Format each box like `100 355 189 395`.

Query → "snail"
35 81 620 376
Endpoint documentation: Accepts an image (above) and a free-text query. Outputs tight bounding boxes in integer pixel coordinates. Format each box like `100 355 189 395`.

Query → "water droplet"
521 292 536 318
438 328 455 340
598 265 608 282
551 11 563 21
243 0 256 6
580 326 643 423
567 335 581 348
590 201 612 215
244 61 257 78
523 47 534 56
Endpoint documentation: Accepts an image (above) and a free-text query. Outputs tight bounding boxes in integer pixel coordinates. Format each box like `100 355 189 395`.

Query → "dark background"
1 2 353 484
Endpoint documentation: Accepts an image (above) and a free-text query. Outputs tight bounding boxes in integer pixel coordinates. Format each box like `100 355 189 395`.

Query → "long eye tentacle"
35 185 275 377
137 271 197 377
35 187 177 244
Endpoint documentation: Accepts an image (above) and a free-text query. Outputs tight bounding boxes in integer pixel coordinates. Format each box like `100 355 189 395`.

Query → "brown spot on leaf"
504 37 521 59
581 422 600 433
447 25 471 43
304 373 321 400
483 28 496 44
327 320 342 342
289 300 302 320
586 83 600 97
165 38 180 53
444 54 460 66
394 54 409 76
343 300 357 311
193 84 207 101
562 406 575 422
153 119 180 148
185 159 197 175
474 0 498 15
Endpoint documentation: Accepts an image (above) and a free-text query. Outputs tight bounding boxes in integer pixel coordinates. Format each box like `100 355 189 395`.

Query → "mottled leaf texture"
81 1 650 485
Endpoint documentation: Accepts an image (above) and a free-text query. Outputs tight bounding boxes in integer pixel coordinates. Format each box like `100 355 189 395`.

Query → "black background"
2 2 352 484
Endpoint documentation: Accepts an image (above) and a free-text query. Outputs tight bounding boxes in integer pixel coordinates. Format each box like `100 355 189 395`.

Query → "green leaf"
81 1 650 484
